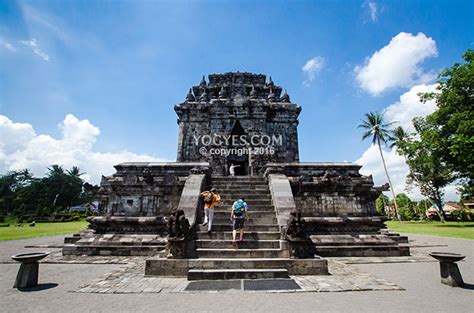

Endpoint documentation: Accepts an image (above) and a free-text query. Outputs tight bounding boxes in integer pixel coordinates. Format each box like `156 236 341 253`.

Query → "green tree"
395 193 415 220
390 126 438 212
376 194 390 216
359 112 400 221
395 193 412 209
1 165 91 215
420 49 474 199
0 169 33 214
401 117 456 222
42 165 85 209
390 126 411 154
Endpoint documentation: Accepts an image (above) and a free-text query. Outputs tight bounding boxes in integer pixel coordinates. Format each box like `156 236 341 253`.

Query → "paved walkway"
1 234 473 312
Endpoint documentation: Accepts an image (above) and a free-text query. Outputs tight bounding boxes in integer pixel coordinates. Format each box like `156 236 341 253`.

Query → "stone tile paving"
10 243 438 294
292 260 402 292
74 259 404 294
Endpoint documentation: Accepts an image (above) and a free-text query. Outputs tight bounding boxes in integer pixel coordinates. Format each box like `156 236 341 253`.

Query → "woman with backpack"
200 188 220 235
230 197 248 246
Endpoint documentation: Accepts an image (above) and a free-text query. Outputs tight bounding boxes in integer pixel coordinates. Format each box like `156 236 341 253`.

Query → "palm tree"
47 165 65 178
390 126 410 151
67 166 84 179
358 112 400 221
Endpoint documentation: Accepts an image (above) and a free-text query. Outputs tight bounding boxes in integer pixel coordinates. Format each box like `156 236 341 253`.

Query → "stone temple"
176 73 300 176
63 72 409 280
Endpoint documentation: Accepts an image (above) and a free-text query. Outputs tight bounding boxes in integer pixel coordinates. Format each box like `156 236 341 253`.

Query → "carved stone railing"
267 173 297 228
285 210 316 259
165 173 207 258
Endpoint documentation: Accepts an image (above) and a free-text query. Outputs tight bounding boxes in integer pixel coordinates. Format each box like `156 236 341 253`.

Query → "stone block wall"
175 73 301 176
98 162 210 217
264 163 382 217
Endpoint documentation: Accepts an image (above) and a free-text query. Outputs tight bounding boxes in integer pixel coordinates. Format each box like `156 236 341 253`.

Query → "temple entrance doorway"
227 158 248 176
226 120 249 176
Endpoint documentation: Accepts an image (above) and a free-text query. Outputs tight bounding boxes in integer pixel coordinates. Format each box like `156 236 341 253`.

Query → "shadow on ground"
17 283 59 292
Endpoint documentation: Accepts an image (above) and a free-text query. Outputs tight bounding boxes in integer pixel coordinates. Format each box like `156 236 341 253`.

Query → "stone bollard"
429 252 465 287
12 252 49 289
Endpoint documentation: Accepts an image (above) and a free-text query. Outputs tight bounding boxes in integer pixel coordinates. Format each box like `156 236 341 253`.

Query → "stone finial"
218 86 227 99
185 88 195 102
250 85 257 99
267 76 274 86
281 89 290 102
267 87 276 102
199 88 209 102
199 75 207 87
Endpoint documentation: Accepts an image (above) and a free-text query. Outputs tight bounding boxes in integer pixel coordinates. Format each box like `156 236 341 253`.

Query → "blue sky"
0 0 473 199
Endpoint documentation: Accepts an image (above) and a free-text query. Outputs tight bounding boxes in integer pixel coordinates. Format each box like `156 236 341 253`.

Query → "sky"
0 0 473 200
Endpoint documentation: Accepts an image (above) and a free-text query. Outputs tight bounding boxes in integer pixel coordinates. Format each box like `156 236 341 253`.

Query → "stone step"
212 187 268 191
218 197 272 202
212 180 268 184
212 217 278 225
63 244 165 256
315 245 411 257
187 268 289 280
196 239 281 249
64 235 81 244
197 231 281 240
212 185 269 190
213 211 276 218
215 191 272 197
220 200 272 206
145 258 329 276
213 205 275 212
212 177 267 182
74 240 167 246
219 190 272 196
199 224 279 232
211 183 268 188
215 183 270 192
197 248 289 258
379 231 410 243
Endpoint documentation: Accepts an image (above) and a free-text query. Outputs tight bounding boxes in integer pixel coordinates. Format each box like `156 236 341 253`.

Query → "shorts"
233 218 245 230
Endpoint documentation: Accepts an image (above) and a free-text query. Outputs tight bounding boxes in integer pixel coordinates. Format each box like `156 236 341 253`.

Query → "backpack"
233 200 245 217
203 192 213 205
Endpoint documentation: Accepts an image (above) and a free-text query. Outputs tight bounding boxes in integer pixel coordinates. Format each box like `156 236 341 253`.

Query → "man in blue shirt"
230 197 248 246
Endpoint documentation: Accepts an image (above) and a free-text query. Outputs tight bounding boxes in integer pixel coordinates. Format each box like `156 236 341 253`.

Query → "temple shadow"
17 283 58 292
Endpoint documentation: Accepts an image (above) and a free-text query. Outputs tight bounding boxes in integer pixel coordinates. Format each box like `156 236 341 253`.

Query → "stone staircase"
145 176 328 280
191 176 289 279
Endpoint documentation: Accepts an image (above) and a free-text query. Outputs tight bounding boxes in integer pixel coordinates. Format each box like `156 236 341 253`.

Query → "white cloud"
0 114 169 184
19 38 50 61
368 2 377 21
1 40 15 52
302 56 325 87
355 32 437 95
20 3 70 44
356 145 411 197
363 1 378 22
355 83 459 201
384 83 438 131
356 145 459 201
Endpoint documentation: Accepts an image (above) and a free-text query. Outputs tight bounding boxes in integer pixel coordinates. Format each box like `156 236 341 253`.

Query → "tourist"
230 197 248 246
229 163 240 176
200 187 220 235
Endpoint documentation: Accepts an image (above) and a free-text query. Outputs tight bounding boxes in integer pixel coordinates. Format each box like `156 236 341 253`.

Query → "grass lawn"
386 220 474 240
0 217 89 241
